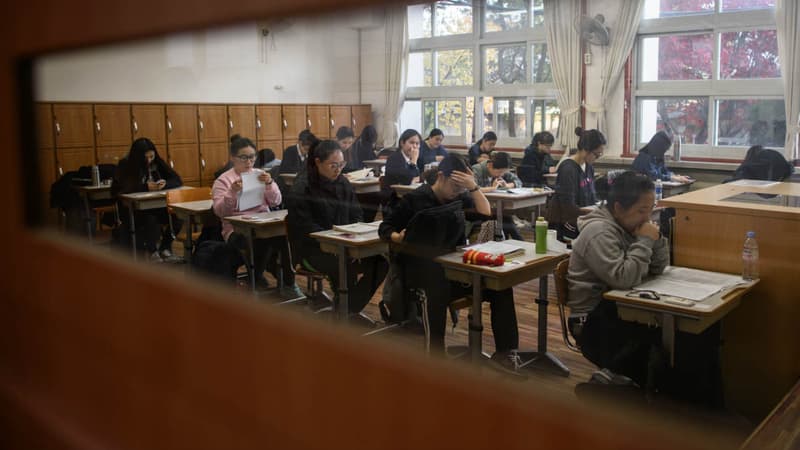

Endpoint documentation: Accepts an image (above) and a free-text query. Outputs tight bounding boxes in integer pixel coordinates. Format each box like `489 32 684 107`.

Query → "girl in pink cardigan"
212 135 304 300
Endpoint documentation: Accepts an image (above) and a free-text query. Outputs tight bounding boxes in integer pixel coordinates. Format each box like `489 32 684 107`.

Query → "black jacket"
548 159 595 227
725 147 793 183
518 145 556 186
286 171 363 258
279 145 305 174
379 183 473 244
112 156 181 197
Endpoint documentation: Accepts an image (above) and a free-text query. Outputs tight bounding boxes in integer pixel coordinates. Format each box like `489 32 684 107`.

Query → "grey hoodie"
567 207 669 314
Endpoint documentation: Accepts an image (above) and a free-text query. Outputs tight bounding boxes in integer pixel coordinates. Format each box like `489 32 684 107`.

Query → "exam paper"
238 170 263 211
633 266 743 301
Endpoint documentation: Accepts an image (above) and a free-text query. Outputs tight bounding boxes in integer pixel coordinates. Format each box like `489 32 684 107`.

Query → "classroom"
2 0 799 448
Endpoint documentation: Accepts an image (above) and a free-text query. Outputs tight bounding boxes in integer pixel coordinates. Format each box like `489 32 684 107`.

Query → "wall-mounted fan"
574 14 610 65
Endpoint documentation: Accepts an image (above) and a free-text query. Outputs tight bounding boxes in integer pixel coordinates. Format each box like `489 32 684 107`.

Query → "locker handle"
170 160 175 169
229 120 234 130
201 159 206 170
55 122 61 135
282 118 288 129
330 119 335 129
352 118 357 128
167 120 173 133
307 118 312 129
58 166 63 176
133 120 139 133
199 120 204 131
256 118 262 129
95 121 101 133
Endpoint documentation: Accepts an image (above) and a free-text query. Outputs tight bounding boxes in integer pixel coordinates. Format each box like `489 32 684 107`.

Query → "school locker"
330 106 351 137
228 105 256 141
198 105 228 144
351 105 372 137
256 105 283 142
282 105 307 141
131 104 167 146
93 104 132 147
307 105 330 139
53 104 94 148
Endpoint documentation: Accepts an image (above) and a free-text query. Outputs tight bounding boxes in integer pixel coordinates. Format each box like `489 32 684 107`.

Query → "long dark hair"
306 139 343 184
532 131 555 147
574 127 606 153
116 137 178 193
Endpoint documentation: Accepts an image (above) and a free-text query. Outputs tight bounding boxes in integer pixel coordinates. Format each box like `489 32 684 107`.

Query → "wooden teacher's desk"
660 180 800 421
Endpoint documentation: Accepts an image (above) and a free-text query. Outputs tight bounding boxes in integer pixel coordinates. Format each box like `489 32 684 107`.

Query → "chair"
165 187 213 251
554 257 580 352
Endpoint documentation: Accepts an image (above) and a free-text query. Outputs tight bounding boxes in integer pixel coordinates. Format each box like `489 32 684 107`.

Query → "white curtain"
589 0 645 134
776 0 800 161
381 5 408 149
544 0 583 149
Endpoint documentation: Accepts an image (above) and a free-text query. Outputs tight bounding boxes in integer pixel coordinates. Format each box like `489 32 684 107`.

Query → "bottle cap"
746 231 756 238
537 216 545 221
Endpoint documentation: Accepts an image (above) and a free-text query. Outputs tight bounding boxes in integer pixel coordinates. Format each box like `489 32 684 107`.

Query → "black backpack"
191 240 244 281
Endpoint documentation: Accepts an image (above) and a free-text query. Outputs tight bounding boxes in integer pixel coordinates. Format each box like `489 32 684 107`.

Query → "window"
407 1 554 146
636 0 783 159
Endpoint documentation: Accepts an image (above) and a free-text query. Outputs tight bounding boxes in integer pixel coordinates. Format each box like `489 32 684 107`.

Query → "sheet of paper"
633 266 744 301
729 179 781 187
238 171 263 211
333 222 379 234
464 241 524 256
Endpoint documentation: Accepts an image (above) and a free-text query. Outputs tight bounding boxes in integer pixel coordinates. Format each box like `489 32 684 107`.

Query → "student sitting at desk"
286 140 388 315
335 126 357 173
547 127 605 241
471 151 523 240
213 135 304 299
417 128 448 172
379 155 520 370
350 124 379 169
279 130 318 175
518 131 556 187
468 131 497 166
382 129 422 212
112 137 183 262
631 131 690 183
568 171 722 407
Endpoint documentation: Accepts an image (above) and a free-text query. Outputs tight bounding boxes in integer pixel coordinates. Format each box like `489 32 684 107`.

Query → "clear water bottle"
742 231 759 281
91 165 101 186
654 179 663 202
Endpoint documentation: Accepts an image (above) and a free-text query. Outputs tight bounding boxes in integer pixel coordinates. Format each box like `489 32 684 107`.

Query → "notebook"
332 222 379 234
464 241 525 258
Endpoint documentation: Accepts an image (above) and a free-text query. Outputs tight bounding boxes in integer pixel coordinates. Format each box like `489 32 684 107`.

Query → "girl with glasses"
546 127 606 241
286 140 388 316
213 134 304 299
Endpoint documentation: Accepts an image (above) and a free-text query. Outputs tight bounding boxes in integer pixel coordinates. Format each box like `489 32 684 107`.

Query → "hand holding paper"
238 170 264 211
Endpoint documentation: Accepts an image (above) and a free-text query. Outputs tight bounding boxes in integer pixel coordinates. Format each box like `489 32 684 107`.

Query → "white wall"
34 16 363 104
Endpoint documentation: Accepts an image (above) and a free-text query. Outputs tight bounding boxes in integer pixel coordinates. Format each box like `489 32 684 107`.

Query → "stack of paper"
633 266 744 301
332 222 379 234
464 241 525 258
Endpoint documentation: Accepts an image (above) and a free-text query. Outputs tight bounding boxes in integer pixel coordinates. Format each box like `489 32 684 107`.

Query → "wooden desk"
310 225 388 321
225 210 288 292
118 187 190 261
436 241 569 374
662 180 694 197
392 184 550 239
169 199 214 264
347 177 380 194
605 275 757 366
362 159 386 177
279 173 297 187
661 181 800 420
75 184 113 243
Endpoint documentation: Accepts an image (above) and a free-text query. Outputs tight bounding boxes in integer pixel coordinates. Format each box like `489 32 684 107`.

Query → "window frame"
632 3 783 160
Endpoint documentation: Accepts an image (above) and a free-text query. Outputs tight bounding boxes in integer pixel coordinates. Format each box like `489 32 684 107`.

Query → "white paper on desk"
633 266 743 301
728 179 780 187
238 171 263 211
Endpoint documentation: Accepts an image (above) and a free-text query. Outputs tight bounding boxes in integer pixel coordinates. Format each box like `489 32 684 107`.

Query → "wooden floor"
79 224 756 446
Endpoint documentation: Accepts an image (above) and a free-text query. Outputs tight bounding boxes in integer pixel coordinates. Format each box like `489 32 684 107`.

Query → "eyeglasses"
236 154 257 162
326 161 347 170
591 151 604 159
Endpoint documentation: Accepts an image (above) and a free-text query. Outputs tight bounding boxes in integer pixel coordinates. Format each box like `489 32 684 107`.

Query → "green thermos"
535 216 548 254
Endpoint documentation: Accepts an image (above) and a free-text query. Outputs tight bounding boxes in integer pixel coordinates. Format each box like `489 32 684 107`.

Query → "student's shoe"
489 350 527 379
279 284 306 300
159 248 182 263
589 368 639 387
149 251 164 263
512 215 531 229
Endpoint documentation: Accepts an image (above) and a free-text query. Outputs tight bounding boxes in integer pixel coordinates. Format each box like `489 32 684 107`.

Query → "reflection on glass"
436 100 463 137
423 100 436 136
485 45 526 85
407 51 433 87
407 4 432 39
465 96 475 143
496 98 526 139
639 98 709 145
531 43 552 83
719 30 780 80
483 97 495 132
643 0 714 19
531 99 559 135
485 0 528 32
641 34 712 81
717 99 786 147
721 0 775 11
437 49 473 86
434 1 473 36
532 0 544 27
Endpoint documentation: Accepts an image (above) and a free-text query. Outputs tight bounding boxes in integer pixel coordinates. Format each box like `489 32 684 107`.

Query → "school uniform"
518 145 556 187
468 141 492 166
416 140 448 172
379 183 518 353
471 161 524 240
279 144 306 174
546 159 595 241
382 150 420 212
286 172 387 314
